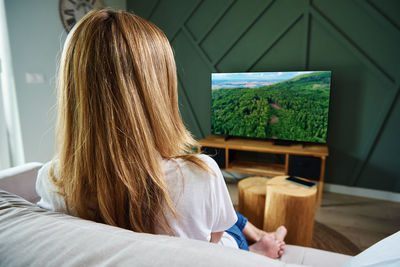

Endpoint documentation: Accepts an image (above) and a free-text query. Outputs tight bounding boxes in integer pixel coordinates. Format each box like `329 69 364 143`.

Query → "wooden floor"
226 180 400 252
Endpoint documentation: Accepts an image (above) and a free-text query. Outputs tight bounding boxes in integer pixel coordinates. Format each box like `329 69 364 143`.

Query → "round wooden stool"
238 177 268 229
263 176 317 247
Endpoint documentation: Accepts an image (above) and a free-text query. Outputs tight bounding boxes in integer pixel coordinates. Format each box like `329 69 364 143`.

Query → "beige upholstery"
0 162 42 202
0 163 352 267
0 190 300 267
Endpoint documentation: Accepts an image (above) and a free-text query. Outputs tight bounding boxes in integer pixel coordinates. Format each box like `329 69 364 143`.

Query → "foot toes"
275 226 287 242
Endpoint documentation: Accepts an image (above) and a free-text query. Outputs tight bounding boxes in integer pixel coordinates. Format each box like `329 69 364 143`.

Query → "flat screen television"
211 71 332 144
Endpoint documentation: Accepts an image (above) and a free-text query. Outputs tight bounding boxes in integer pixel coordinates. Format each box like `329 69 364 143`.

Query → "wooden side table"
238 177 268 229
237 176 317 247
263 176 317 247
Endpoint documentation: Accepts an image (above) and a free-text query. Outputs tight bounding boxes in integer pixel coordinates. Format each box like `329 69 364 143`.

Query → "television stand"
198 135 328 206
223 135 232 141
272 139 292 146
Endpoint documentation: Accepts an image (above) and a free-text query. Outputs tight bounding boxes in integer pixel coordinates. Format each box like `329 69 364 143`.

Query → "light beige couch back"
0 190 300 267
0 163 352 267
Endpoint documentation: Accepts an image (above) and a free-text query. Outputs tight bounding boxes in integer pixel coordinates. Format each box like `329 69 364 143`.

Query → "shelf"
226 160 285 177
199 136 328 158
198 135 328 206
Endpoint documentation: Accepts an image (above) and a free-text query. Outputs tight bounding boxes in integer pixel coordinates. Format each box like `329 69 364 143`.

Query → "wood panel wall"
127 0 400 192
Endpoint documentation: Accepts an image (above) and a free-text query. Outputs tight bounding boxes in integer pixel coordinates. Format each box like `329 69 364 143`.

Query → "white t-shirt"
36 154 238 248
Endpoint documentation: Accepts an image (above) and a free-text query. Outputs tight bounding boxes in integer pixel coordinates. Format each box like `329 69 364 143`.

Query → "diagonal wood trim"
147 0 160 20
304 11 311 70
182 26 217 72
213 0 276 67
177 75 205 138
304 0 312 70
183 0 204 28
351 80 400 186
366 0 400 32
185 0 235 43
181 0 204 42
310 3 395 84
198 0 237 45
247 14 304 72
169 0 202 44
310 2 399 185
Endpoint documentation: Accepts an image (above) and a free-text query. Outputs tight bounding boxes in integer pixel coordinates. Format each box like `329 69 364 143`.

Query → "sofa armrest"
281 244 352 267
342 231 400 267
0 162 43 203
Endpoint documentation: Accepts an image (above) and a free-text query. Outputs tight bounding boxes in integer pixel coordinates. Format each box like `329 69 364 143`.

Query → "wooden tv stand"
198 136 328 206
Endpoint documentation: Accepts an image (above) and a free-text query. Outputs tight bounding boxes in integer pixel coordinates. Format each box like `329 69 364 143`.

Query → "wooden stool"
263 176 317 247
237 177 268 229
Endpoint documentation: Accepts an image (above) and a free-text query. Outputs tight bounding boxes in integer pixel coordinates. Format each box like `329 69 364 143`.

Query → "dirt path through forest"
269 102 283 123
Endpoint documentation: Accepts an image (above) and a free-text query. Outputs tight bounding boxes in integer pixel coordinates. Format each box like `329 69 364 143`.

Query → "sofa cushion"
0 162 42 203
342 230 400 267
282 244 352 266
0 190 304 267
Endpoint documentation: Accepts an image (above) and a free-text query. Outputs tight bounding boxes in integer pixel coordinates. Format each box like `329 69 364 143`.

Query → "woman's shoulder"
36 160 58 191
37 160 59 182
168 154 220 174
36 159 71 213
196 154 219 168
37 160 53 174
162 154 221 182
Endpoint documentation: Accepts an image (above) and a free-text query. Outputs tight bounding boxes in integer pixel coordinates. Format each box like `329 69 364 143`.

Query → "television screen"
211 71 332 143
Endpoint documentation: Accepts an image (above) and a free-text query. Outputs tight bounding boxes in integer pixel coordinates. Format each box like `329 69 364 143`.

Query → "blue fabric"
225 212 249 251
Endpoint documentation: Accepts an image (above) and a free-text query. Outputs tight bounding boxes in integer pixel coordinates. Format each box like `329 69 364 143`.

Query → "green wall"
128 0 400 192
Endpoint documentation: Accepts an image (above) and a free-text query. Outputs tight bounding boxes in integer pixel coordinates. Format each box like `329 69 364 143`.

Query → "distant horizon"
211 71 325 90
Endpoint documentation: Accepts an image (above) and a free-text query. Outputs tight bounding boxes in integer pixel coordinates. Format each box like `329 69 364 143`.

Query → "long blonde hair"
51 8 207 234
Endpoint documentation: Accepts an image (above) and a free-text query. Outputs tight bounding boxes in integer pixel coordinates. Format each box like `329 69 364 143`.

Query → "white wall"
4 0 126 164
0 1 11 169
0 0 24 168
0 64 11 169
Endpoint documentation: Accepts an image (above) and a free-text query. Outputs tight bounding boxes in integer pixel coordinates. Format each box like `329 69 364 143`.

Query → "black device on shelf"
286 176 317 188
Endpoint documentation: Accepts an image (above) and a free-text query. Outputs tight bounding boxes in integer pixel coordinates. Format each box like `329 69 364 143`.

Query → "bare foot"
257 226 287 243
278 241 285 257
275 226 287 242
249 235 284 259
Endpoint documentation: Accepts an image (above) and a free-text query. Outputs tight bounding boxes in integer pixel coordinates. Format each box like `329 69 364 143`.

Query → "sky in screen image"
211 71 316 90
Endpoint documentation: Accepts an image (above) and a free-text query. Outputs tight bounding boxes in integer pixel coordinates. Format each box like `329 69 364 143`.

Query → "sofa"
0 163 357 266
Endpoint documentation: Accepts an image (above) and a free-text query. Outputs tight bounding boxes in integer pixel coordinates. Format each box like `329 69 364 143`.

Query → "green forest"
211 72 331 143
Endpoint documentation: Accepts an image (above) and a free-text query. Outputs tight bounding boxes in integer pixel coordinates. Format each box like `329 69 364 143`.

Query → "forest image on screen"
211 71 331 143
